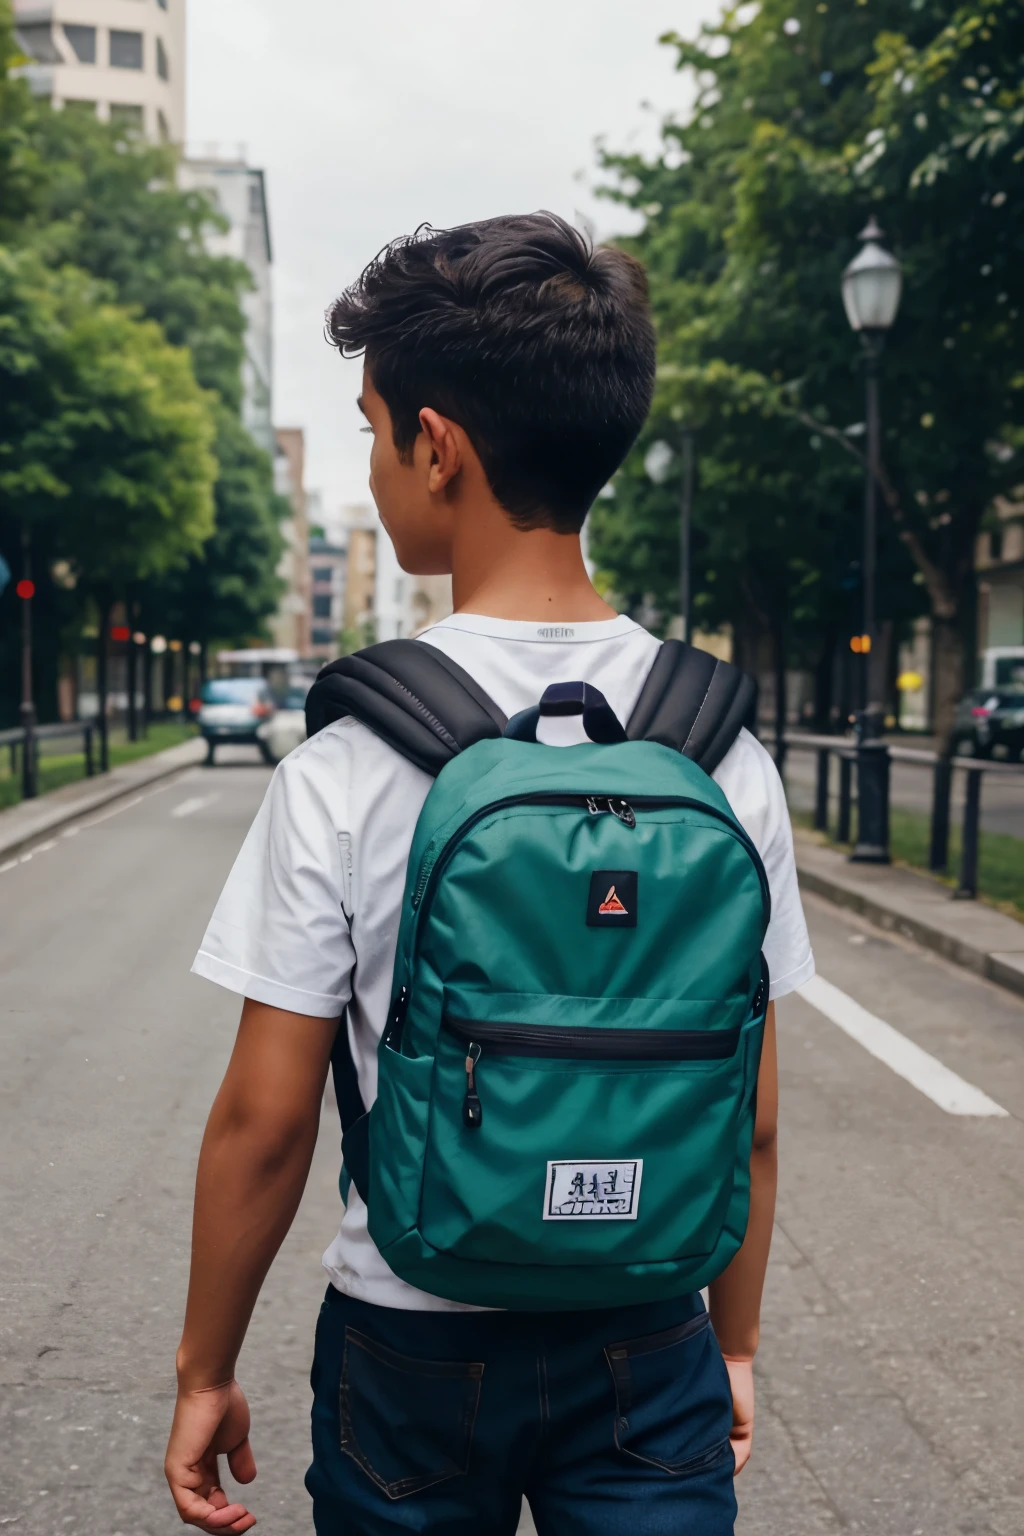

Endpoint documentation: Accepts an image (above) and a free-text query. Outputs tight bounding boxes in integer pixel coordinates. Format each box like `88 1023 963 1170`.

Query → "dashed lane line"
170 793 220 819
798 973 1009 1118
0 778 177 874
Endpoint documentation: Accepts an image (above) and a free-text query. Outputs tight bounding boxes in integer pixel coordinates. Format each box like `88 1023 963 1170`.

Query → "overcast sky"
187 1 719 513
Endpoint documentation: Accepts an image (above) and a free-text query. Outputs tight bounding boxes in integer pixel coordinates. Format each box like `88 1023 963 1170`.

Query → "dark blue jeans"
306 1285 736 1534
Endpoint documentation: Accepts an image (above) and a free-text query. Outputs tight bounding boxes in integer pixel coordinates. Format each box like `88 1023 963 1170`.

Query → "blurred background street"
2 760 1022 1535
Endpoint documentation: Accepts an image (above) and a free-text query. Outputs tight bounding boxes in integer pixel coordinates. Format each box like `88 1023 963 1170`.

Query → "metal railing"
780 731 1024 901
0 720 97 799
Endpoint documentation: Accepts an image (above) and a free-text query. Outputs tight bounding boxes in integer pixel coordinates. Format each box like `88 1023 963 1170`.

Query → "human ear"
418 408 462 494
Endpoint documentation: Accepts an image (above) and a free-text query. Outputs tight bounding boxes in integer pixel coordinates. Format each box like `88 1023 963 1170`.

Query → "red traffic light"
16 579 35 600
110 625 132 642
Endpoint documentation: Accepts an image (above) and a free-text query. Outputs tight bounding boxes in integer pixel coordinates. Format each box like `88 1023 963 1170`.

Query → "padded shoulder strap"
304 639 507 776
626 639 756 776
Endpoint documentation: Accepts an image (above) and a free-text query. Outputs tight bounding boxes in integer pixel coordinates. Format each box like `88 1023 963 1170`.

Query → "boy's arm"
165 998 339 1532
708 1002 779 1475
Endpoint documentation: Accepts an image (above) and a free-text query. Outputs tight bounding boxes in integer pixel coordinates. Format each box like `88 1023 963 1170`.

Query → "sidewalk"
795 829 1024 1001
0 736 207 863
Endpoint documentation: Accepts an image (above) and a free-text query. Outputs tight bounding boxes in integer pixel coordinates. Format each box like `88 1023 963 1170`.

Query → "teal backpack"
305 640 769 1311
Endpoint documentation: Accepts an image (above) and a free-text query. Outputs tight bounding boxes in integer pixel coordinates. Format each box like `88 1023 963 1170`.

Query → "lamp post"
841 216 902 862
18 527 38 800
644 430 695 642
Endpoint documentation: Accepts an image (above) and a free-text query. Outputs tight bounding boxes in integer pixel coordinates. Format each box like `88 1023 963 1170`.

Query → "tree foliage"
591 0 1024 739
0 0 286 724
0 249 216 581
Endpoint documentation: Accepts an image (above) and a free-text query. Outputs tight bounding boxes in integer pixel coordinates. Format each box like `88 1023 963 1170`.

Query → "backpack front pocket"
417 991 757 1270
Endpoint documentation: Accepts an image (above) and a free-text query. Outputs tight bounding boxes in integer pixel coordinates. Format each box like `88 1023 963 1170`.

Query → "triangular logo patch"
587 871 637 927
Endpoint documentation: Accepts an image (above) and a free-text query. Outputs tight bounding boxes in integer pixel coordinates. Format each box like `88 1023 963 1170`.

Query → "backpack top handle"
505 682 628 746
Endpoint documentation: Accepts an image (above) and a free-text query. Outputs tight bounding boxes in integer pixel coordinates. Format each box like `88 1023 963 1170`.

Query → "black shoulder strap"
305 639 506 775
626 639 756 776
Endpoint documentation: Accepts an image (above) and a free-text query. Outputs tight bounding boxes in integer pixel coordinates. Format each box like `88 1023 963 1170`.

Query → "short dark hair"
326 212 655 533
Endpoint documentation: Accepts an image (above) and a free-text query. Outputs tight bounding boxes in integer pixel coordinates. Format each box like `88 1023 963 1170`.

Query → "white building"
13 0 185 142
178 152 274 454
374 527 452 641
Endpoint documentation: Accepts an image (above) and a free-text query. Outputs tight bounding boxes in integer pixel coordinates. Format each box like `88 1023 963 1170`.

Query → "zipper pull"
384 985 410 1051
462 1042 483 1129
586 796 636 828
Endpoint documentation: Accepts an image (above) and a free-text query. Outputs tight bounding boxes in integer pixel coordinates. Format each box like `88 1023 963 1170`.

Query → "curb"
0 738 207 863
796 859 1024 1003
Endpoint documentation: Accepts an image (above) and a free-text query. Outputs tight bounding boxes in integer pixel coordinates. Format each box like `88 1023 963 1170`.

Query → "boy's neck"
449 504 617 623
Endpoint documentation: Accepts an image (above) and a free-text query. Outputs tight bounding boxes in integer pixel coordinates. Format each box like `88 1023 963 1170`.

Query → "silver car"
197 678 276 765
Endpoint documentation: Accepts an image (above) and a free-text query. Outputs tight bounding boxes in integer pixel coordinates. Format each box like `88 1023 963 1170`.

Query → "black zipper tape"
444 1016 741 1062
411 792 771 924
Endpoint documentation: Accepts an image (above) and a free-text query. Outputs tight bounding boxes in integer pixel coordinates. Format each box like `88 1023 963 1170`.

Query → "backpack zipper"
410 793 770 915
446 1018 742 1130
388 796 770 1057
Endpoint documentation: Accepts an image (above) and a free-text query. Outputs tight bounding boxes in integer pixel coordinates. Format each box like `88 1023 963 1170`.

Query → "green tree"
143 407 285 663
10 103 249 405
0 14 285 711
0 248 217 723
591 0 1024 744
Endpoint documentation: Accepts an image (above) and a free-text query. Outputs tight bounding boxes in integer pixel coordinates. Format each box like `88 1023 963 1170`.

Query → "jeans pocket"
604 1311 734 1476
339 1326 484 1500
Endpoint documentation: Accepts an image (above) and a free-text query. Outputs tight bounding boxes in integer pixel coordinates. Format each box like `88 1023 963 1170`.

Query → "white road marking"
170 793 219 819
76 794 145 829
798 974 1009 1118
0 776 181 876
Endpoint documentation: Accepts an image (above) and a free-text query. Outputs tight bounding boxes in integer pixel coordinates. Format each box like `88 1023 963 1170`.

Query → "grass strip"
0 722 196 812
792 805 1024 922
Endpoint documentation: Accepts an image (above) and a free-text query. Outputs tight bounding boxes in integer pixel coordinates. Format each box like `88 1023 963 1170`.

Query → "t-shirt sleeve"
191 734 355 1018
714 729 815 1002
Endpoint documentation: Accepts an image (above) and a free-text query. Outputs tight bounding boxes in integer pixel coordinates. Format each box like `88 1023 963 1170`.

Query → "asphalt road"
2 753 1022 1536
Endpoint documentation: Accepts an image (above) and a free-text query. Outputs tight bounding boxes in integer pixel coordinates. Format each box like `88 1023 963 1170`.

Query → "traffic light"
849 634 871 654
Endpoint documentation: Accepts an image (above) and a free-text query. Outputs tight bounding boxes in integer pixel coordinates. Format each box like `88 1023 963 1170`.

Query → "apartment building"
977 502 1024 652
308 533 346 661
13 0 185 142
271 429 312 657
374 530 452 640
178 153 274 455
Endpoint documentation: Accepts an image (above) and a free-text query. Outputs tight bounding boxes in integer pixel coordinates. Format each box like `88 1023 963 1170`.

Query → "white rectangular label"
543 1159 643 1220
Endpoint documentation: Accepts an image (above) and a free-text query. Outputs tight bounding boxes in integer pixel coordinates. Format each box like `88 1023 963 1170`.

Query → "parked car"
988 691 1024 762
196 678 276 765
952 687 1024 759
262 681 309 763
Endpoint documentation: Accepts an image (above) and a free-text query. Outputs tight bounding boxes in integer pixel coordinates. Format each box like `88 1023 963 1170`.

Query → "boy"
165 212 814 1534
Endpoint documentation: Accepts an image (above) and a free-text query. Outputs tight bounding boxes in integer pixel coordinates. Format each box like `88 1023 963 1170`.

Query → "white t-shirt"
193 613 814 1311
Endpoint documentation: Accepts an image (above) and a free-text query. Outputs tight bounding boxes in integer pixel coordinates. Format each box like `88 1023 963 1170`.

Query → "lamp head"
842 218 903 335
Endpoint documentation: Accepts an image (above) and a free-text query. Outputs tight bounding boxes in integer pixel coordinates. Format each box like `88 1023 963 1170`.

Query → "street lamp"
644 430 695 642
842 216 902 862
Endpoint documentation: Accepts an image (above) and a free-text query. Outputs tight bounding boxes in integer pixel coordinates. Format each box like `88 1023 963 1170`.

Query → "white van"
981 647 1024 690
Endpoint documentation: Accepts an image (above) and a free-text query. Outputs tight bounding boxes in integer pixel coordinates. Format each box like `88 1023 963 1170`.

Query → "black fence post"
84 722 94 778
837 753 853 844
929 757 952 873
850 741 891 863
953 767 982 900
814 748 830 832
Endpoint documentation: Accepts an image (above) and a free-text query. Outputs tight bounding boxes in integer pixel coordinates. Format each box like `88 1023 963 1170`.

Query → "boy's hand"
165 1380 257 1532
722 1356 755 1475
